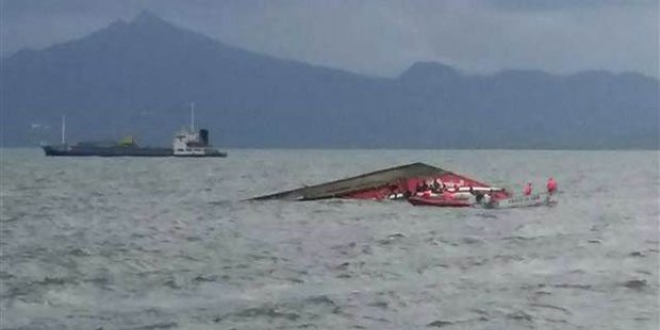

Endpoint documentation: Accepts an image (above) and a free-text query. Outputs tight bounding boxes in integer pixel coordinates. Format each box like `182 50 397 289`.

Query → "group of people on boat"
412 176 558 202
415 178 446 193
522 177 558 196
414 178 498 202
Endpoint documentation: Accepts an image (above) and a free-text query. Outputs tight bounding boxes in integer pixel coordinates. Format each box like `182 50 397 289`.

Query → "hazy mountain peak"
569 69 653 81
121 10 183 37
2 13 658 149
132 10 167 25
398 61 461 82
107 18 128 29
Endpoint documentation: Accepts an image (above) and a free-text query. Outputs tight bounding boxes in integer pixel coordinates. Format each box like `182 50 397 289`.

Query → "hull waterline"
42 145 227 157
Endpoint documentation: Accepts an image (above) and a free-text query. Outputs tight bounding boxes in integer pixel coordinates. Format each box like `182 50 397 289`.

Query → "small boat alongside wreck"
481 192 558 209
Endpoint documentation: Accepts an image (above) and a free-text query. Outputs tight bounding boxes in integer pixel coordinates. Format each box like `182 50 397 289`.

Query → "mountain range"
2 11 658 149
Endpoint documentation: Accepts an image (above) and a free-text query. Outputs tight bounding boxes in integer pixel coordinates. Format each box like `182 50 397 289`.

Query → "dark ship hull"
42 145 227 157
43 110 227 158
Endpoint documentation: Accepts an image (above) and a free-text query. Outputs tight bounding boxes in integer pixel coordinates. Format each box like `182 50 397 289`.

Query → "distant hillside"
2 11 658 149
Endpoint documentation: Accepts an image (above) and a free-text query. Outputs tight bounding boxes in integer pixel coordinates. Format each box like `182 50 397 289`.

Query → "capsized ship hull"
251 162 558 209
252 162 503 201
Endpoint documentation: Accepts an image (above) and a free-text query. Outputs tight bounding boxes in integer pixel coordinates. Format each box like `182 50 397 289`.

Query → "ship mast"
190 102 195 132
61 114 66 145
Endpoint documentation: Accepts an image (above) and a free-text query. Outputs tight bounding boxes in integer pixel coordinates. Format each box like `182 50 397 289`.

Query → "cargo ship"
42 107 227 157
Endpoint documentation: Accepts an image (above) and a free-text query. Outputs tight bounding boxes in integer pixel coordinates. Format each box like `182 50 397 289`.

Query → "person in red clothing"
523 182 532 196
546 177 557 194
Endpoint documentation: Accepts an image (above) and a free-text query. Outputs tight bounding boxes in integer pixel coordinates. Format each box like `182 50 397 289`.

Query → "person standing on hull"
474 189 484 204
431 178 442 193
546 177 557 195
416 180 428 194
523 182 532 196
483 192 492 205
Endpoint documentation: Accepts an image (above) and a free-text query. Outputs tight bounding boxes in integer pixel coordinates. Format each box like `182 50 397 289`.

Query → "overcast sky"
1 0 658 78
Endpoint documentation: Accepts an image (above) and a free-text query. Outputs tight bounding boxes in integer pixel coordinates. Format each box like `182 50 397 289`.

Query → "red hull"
407 195 474 207
253 162 510 202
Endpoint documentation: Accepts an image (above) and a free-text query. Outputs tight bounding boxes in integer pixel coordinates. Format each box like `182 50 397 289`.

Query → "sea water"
1 149 658 330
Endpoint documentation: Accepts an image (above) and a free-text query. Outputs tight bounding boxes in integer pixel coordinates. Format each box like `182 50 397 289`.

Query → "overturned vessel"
253 162 557 208
252 162 505 201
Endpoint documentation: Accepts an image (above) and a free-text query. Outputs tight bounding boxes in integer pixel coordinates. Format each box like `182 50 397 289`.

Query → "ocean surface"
1 149 658 330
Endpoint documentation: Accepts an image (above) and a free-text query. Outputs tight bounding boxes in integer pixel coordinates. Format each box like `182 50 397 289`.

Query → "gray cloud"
483 0 657 11
1 0 657 77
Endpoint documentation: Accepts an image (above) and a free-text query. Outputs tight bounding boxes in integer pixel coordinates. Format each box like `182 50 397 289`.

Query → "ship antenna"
190 102 195 132
61 114 66 145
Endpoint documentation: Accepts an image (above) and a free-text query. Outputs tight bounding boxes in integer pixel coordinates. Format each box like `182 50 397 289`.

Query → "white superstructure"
171 103 225 157
172 129 219 156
